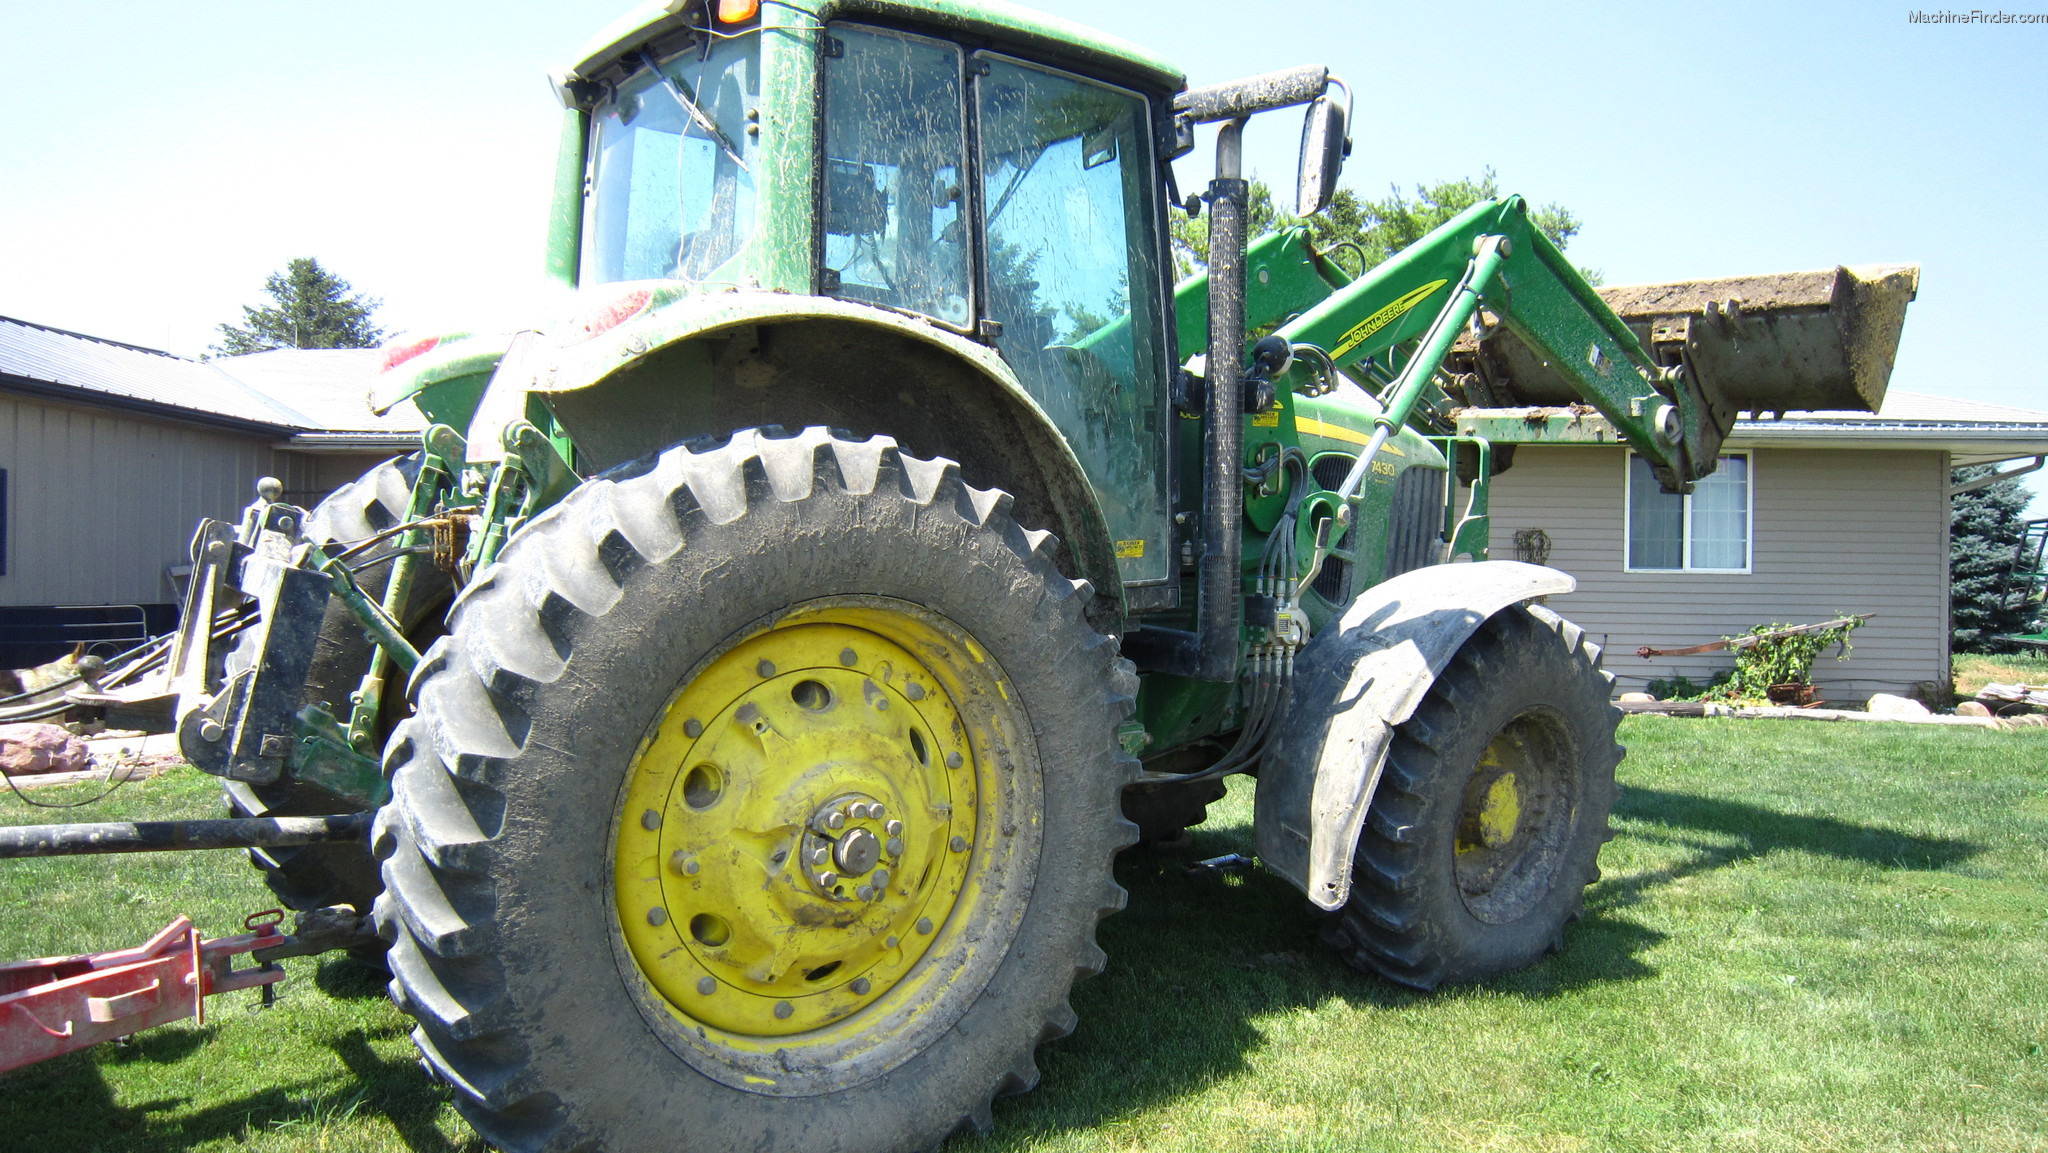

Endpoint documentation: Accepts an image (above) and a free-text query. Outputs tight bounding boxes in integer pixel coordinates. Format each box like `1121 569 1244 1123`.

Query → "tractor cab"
555 1 1200 587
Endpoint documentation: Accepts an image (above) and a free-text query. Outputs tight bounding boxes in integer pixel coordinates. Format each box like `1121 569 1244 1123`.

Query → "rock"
0 723 92 776
1955 700 1994 718
1618 692 1657 703
1865 693 1931 720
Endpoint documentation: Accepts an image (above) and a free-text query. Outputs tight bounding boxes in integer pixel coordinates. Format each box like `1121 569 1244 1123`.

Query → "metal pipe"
0 813 372 859
1173 65 1329 124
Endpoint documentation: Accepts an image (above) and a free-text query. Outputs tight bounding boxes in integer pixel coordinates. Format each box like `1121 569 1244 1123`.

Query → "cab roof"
562 0 1185 100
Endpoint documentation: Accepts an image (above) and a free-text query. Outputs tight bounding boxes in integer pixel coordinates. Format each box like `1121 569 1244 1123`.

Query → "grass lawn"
2 717 2044 1152
1954 652 2048 697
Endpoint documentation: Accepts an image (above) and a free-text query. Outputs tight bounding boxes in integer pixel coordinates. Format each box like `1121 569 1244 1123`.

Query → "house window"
1625 452 1751 572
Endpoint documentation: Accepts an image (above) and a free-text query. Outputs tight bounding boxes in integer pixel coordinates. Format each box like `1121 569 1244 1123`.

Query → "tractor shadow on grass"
953 786 1979 1150
1594 784 1981 912
952 821 1663 1150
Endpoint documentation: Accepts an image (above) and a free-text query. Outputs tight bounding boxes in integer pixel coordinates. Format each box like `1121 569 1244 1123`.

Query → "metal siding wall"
1487 446 1950 703
0 394 291 606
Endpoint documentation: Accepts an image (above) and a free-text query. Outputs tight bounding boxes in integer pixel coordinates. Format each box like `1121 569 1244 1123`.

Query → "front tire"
1323 604 1621 990
374 428 1136 1153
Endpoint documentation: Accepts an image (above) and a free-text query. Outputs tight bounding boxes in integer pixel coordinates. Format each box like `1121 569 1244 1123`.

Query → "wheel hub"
803 795 901 899
614 614 987 1039
1452 710 1577 924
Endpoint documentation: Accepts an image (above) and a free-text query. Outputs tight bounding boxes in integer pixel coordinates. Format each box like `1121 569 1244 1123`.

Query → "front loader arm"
1272 196 1723 490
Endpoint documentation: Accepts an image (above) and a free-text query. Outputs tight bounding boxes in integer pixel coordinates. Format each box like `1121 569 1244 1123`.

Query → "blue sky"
3 0 2043 432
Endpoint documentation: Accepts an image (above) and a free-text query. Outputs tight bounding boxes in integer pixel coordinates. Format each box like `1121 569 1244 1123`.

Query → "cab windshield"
584 35 761 284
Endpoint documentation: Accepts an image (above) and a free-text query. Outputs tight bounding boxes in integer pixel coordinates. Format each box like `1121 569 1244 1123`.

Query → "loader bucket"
1467 264 1920 414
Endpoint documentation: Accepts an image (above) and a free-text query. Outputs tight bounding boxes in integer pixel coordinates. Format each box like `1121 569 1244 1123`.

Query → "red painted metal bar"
0 909 287 1073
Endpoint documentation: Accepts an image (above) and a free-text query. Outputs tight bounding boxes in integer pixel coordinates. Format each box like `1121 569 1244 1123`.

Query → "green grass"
1955 652 2048 696
4 719 2047 1152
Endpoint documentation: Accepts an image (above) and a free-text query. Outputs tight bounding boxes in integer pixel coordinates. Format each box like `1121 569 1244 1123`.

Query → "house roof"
209 348 422 437
1727 390 2048 465
0 315 423 443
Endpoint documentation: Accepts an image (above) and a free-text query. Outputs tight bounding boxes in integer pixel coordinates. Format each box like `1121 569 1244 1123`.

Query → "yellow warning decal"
1295 418 1405 456
1115 539 1147 559
1249 410 1280 427
1331 279 1449 359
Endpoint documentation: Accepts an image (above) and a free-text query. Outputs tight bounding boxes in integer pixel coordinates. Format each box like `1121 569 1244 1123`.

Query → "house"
0 316 421 663
1485 391 2048 703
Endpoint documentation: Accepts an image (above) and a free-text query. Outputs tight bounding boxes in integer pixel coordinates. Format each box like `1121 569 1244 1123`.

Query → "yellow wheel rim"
614 601 998 1050
1451 709 1578 925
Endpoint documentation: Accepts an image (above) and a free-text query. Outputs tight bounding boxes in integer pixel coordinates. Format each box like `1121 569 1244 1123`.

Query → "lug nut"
886 838 903 856
885 819 903 836
856 885 874 901
871 868 889 889
870 803 886 819
818 871 838 888
824 811 845 830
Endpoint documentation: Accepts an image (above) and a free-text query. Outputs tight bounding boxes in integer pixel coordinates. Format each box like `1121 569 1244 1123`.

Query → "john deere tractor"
153 1 1915 1148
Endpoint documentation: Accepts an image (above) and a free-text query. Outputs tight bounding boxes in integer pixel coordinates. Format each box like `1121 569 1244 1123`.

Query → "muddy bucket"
1464 264 1919 415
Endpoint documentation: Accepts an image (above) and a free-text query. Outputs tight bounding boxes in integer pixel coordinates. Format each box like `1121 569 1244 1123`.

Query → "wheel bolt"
819 871 838 887
871 868 889 889
697 977 716 995
884 819 903 836
856 885 874 901
870 803 886 819
887 838 903 856
808 845 828 865
950 835 967 852
824 811 845 830
851 977 871 995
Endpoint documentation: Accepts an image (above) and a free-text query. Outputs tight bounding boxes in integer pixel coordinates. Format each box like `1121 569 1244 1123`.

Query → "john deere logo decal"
1332 279 1449 358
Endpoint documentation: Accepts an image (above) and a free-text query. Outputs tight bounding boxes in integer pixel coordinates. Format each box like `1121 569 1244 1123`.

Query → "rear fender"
1254 561 1578 910
490 291 1125 631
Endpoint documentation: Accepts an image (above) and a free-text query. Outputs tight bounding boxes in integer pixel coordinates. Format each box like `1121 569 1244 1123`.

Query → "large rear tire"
1322 604 1621 990
223 455 449 918
373 428 1137 1153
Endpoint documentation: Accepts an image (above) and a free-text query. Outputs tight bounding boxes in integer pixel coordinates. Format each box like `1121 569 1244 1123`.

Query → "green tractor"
157 0 1914 1148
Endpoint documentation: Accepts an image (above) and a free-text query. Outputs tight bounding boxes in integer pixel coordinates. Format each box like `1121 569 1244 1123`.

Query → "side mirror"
1295 87 1350 216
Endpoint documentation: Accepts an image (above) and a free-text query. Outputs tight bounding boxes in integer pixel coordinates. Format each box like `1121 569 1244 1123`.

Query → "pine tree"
1950 464 2042 653
212 257 385 355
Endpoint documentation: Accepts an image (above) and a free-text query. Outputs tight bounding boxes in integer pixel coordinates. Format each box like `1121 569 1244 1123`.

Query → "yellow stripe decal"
1296 418 1405 456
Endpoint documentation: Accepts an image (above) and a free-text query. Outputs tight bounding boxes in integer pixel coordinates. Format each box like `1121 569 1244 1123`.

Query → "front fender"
1254 561 1578 910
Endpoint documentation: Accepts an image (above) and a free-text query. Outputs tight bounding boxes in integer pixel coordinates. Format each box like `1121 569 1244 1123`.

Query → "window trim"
1621 450 1755 575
